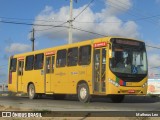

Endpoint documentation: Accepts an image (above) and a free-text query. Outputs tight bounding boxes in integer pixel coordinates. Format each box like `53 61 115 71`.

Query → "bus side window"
52 56 55 73
46 57 51 73
25 55 34 71
67 47 78 66
18 61 24 75
34 53 44 70
79 45 91 65
10 58 17 72
56 49 67 67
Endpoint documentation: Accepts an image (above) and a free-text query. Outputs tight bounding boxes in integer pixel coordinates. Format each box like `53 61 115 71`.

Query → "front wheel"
78 83 91 103
110 95 125 103
28 84 38 99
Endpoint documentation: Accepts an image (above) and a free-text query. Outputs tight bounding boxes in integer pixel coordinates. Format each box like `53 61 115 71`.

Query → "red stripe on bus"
45 51 56 56
18 57 24 60
93 42 107 48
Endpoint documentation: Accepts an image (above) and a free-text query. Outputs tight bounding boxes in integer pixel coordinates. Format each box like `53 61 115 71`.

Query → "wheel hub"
29 88 34 97
80 87 87 99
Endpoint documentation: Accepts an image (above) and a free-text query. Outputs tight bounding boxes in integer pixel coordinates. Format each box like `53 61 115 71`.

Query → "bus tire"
110 95 124 103
28 84 38 99
78 83 91 103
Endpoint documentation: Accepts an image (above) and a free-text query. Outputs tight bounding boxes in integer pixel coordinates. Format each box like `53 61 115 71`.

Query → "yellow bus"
8 36 148 103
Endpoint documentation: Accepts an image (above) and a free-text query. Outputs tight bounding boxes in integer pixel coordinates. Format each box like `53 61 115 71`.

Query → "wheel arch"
27 82 34 93
76 80 89 93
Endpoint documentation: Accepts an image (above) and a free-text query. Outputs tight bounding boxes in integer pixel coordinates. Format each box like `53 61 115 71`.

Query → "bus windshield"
110 39 147 75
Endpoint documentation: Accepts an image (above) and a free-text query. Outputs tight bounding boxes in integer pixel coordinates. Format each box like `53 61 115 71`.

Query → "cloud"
145 41 160 75
33 0 139 42
148 54 160 68
103 0 132 16
5 43 31 53
148 53 160 76
146 41 160 53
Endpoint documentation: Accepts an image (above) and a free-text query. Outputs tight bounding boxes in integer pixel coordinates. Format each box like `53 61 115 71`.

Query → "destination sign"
18 56 24 60
116 39 140 46
93 42 107 48
45 51 56 56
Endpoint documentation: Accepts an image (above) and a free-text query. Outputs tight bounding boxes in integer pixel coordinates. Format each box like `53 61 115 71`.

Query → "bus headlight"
142 82 147 88
109 78 119 87
115 83 119 87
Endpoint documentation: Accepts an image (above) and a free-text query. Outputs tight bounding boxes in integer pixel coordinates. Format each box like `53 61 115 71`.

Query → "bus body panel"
8 37 148 98
8 72 17 92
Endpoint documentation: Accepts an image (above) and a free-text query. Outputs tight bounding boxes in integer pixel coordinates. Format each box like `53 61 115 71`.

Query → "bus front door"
93 48 106 93
45 55 55 93
17 60 24 92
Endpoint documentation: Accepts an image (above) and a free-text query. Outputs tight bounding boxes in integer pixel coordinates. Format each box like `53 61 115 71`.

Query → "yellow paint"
8 36 148 96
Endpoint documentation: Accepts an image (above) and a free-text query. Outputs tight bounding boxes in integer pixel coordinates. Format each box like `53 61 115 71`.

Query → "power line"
117 0 160 20
149 66 160 69
107 0 158 26
0 20 36 26
72 26 160 51
1 13 160 25
72 26 107 37
73 0 94 20
146 45 160 49
1 19 160 51
0 16 65 23
34 22 68 31
0 20 68 28
73 14 160 24
0 16 69 33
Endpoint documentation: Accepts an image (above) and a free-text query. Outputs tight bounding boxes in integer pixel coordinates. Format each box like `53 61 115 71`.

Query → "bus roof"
11 36 144 58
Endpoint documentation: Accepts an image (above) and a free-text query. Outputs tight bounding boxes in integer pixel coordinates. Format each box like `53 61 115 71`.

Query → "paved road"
0 95 160 111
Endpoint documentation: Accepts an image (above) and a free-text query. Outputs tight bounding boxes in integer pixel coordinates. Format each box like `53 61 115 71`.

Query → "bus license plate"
126 82 132 86
128 90 135 93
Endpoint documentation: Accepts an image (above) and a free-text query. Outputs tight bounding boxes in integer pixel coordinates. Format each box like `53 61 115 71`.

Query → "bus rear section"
8 57 18 92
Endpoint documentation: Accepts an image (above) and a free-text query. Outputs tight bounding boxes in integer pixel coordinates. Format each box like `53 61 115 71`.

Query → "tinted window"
46 56 55 73
18 61 24 75
46 57 51 73
56 49 67 67
34 53 44 70
10 58 17 72
25 55 34 70
67 47 78 66
79 45 91 65
52 56 55 72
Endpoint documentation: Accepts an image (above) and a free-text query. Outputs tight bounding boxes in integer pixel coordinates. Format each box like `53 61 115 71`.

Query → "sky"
0 0 160 83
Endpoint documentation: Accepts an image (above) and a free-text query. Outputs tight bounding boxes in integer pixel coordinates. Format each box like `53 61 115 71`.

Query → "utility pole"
68 0 73 44
30 28 35 51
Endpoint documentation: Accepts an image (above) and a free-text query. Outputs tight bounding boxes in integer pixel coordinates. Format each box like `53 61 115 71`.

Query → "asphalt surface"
0 95 160 111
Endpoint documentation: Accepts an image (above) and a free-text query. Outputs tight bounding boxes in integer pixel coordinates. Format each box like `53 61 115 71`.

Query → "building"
0 84 8 91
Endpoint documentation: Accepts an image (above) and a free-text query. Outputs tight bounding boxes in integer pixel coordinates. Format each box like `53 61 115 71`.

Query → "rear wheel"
28 84 38 99
78 83 91 103
110 95 125 103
